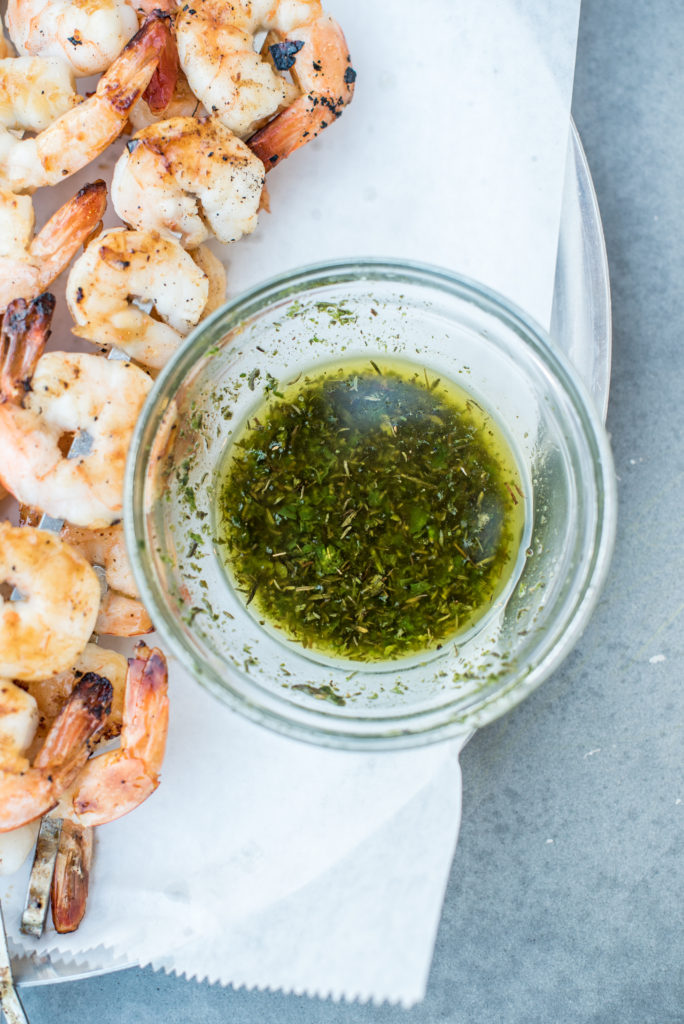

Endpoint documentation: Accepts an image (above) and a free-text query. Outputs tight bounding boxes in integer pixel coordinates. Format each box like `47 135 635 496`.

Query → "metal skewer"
0 901 29 1024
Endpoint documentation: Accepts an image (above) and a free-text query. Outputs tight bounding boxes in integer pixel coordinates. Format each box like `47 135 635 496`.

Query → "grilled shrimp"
112 115 265 247
0 521 101 681
0 672 113 831
26 642 128 744
59 522 153 636
176 0 354 159
52 643 169 828
0 15 170 192
66 227 217 367
6 0 174 76
0 180 106 313
0 678 40 873
249 11 356 169
0 295 153 527
0 53 78 132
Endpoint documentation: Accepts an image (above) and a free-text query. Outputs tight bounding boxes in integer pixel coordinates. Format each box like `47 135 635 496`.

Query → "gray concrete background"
19 0 684 1020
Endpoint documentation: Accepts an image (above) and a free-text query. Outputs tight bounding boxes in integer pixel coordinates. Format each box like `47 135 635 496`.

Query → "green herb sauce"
215 359 525 662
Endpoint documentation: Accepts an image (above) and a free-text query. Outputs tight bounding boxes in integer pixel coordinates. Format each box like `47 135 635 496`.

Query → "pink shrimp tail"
0 293 55 404
141 11 180 115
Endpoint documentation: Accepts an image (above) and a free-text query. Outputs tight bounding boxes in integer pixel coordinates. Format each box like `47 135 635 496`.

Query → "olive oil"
215 358 526 662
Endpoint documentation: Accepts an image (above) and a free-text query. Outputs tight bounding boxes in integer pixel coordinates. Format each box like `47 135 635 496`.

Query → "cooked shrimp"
66 226 210 368
59 522 153 636
0 678 41 872
0 179 106 313
176 0 354 160
0 522 101 681
112 115 265 247
248 11 356 169
0 15 170 192
0 53 78 134
53 643 169 828
7 0 139 77
26 642 128 744
0 672 113 831
0 296 153 526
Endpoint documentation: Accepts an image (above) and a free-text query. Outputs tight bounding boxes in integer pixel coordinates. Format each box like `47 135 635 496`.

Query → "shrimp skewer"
0 15 171 193
0 180 106 314
66 227 220 367
111 116 265 248
0 672 113 832
53 643 169 828
0 295 153 526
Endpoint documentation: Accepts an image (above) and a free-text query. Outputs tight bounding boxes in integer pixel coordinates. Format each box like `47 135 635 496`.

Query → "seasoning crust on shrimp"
112 115 265 247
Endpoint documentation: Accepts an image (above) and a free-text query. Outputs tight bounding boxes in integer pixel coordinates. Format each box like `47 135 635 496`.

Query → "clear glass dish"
125 260 616 750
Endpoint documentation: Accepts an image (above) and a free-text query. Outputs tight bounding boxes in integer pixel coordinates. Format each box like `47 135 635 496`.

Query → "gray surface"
20 1 684 1020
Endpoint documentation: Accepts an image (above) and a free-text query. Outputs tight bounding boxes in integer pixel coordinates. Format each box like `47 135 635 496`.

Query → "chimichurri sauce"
215 359 525 662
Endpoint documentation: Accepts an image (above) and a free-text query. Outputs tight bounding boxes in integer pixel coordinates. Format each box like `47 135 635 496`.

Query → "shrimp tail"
51 820 93 934
0 292 55 404
248 15 355 170
29 181 107 293
99 13 173 118
33 673 113 785
124 644 169 766
142 12 180 115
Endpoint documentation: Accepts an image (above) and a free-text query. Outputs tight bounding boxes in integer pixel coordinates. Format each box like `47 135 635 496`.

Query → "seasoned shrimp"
0 15 170 193
0 672 113 831
249 11 356 169
112 116 265 247
0 522 101 681
0 296 153 526
0 179 106 313
5 0 174 76
26 642 128 743
53 643 169 827
60 522 153 636
0 53 78 134
176 0 354 157
0 678 40 873
66 227 212 368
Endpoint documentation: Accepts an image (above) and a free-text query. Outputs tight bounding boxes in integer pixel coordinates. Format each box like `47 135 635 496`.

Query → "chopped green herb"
216 359 525 661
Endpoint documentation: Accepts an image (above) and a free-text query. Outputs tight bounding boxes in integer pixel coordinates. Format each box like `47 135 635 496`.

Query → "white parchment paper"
2 0 581 1005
